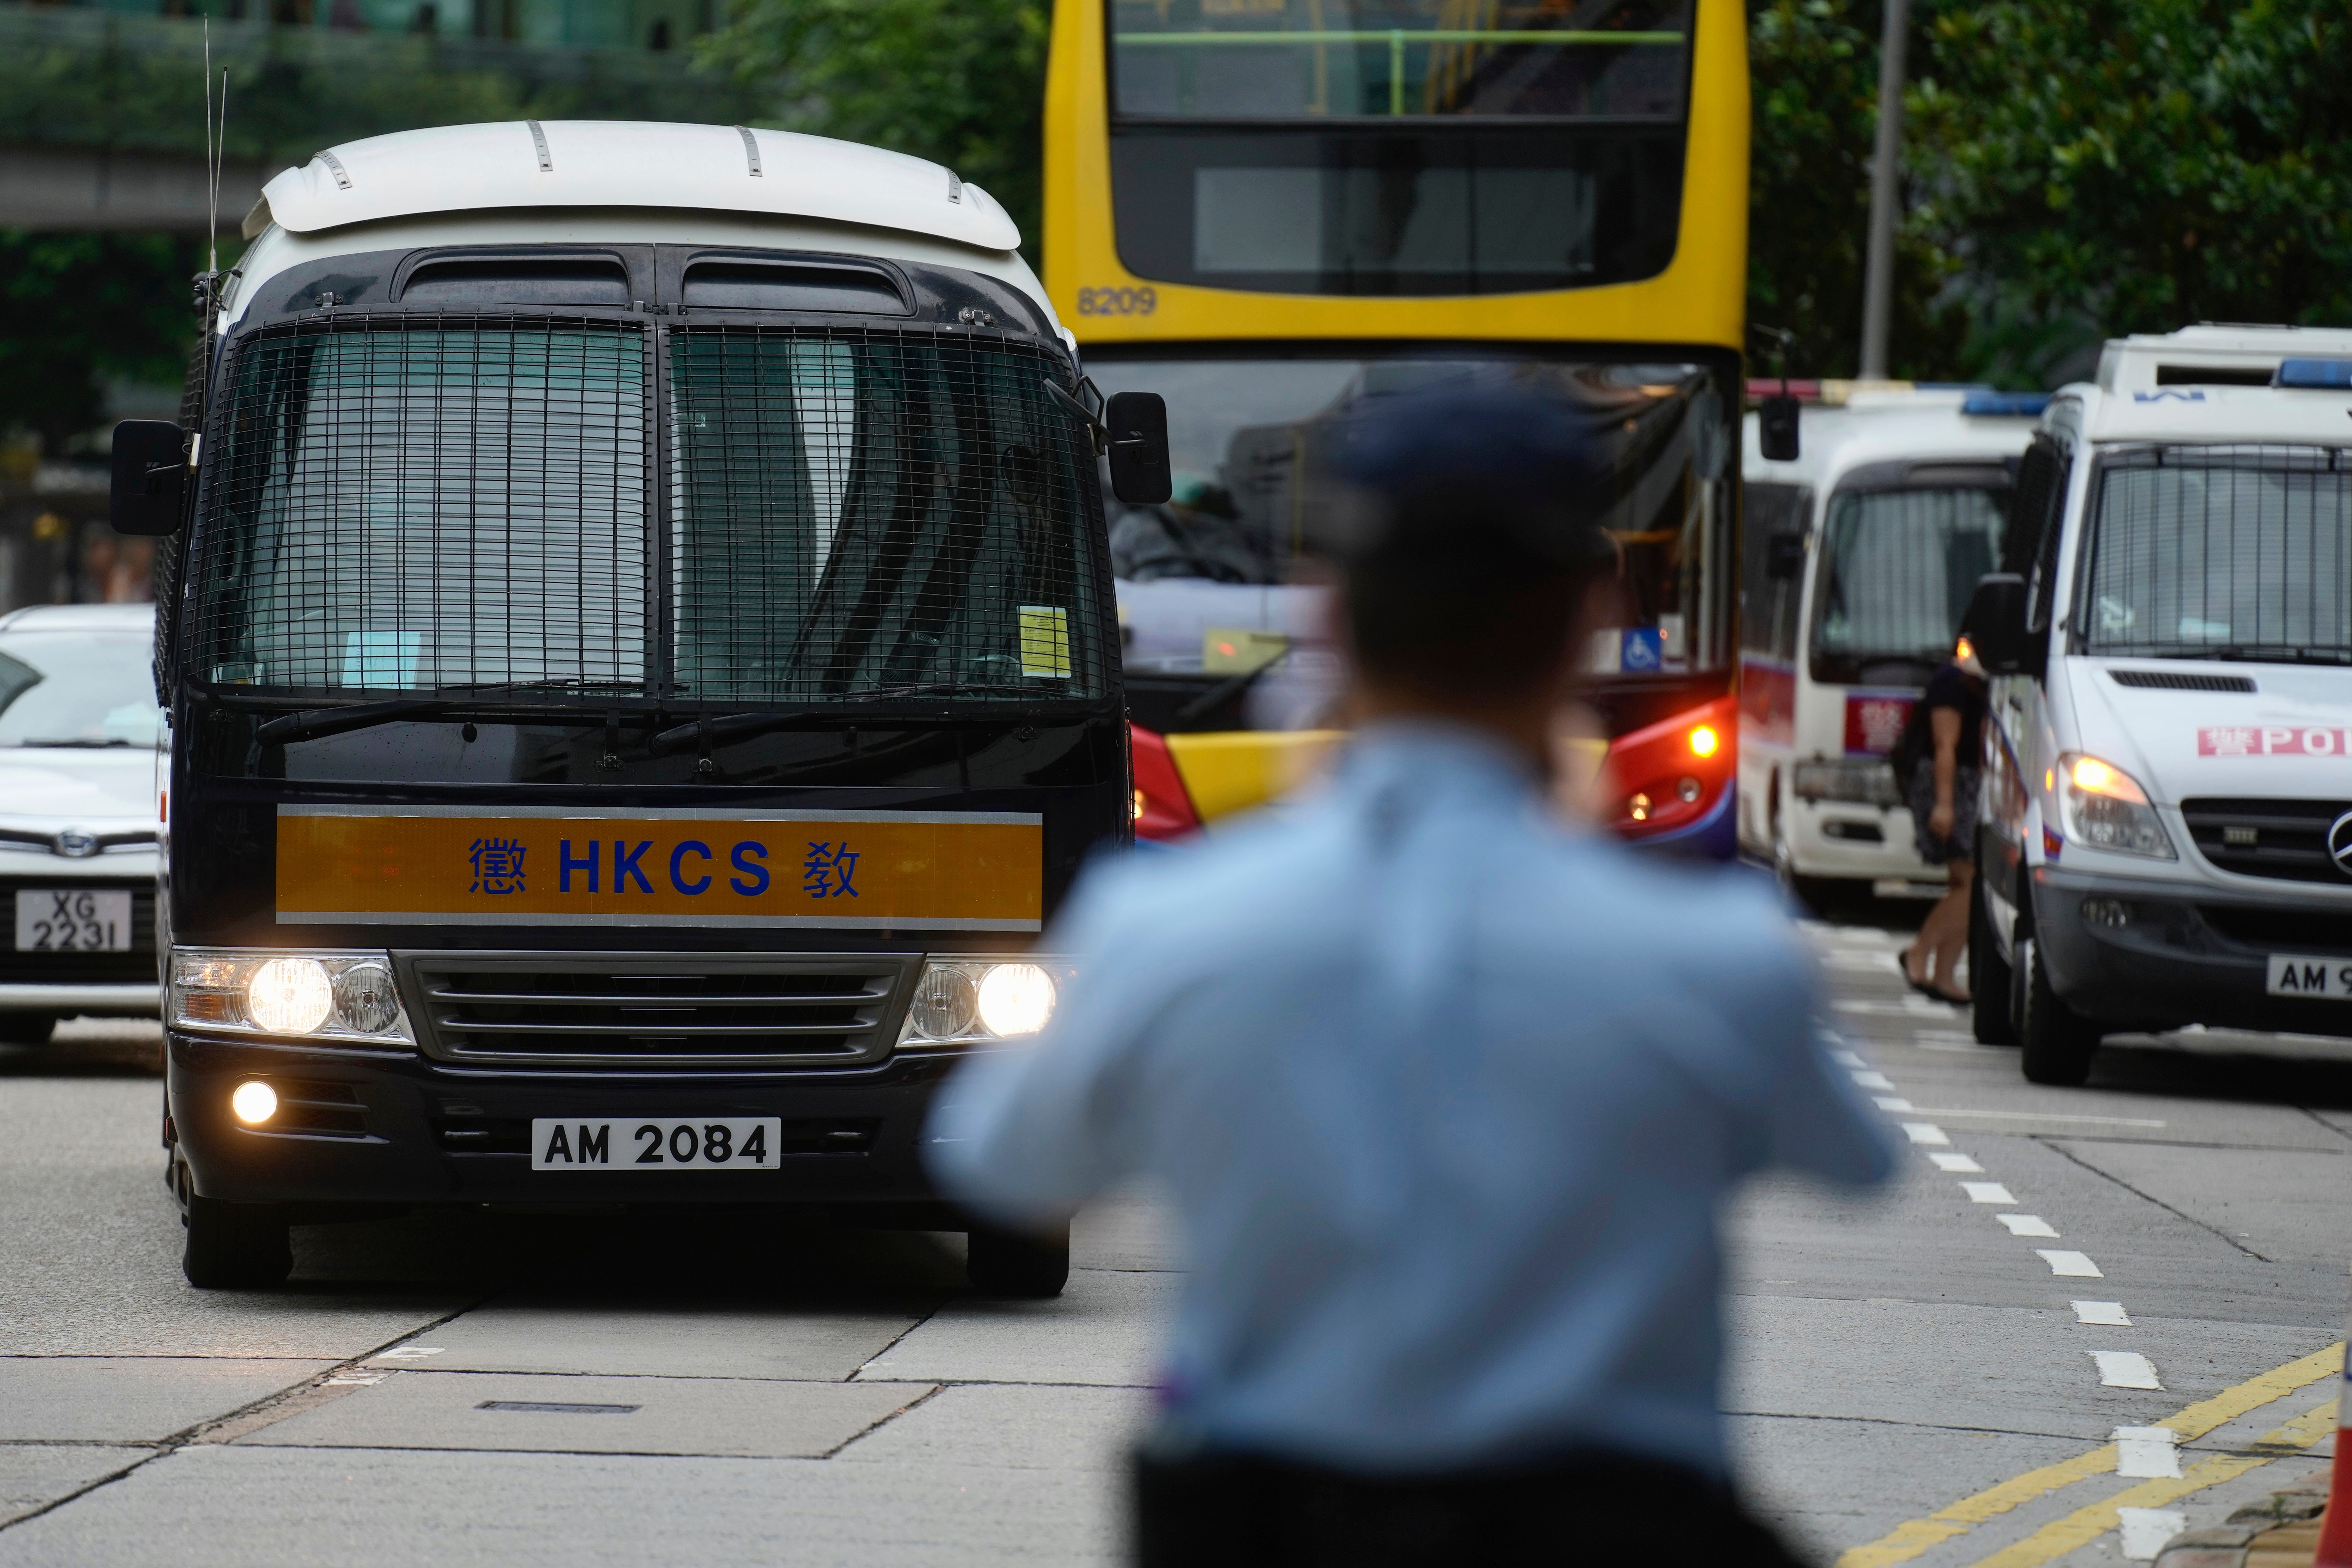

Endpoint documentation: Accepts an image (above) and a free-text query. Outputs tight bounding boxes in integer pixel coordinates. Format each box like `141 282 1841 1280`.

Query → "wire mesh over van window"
187 319 650 696
668 327 1109 702
1812 487 2005 676
2083 448 2352 661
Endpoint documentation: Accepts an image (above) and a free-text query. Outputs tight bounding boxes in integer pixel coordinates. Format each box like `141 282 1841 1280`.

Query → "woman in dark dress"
1903 644 1988 1002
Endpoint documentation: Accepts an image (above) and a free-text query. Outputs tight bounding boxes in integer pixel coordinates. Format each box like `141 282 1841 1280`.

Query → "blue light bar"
2276 358 2352 389
1961 391 2052 417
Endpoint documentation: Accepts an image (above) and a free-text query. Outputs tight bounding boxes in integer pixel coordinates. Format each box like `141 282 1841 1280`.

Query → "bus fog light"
911 965 979 1038
230 1080 278 1125
1677 777 1702 803
246 958 332 1034
1628 792 1652 822
332 962 401 1034
976 964 1056 1037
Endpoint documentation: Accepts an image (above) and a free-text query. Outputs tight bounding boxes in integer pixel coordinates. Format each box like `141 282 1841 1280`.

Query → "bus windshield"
1091 351 1734 685
186 319 1111 706
1811 486 2006 683
2083 448 2352 663
1109 0 1691 120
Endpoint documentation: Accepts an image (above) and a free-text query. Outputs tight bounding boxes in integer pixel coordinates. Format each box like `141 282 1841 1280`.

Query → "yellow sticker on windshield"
1018 606 1071 677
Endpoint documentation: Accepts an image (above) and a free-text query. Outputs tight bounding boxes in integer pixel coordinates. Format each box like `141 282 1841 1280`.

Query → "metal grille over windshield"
1813 488 2005 673
668 327 1108 702
185 317 1109 706
2084 447 2352 662
189 318 650 697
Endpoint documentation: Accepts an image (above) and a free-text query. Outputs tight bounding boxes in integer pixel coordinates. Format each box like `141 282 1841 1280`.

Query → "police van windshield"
1811 485 2006 683
1090 352 1734 681
2082 448 2352 663
185 318 1111 706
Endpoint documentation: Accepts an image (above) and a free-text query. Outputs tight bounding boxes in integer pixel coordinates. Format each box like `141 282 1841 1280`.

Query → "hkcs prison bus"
108 121 1172 1293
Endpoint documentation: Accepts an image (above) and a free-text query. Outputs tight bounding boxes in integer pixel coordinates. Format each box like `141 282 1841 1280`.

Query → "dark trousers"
1133 1445 1813 1568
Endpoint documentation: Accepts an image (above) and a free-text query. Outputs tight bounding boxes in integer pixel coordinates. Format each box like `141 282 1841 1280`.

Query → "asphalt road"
2 900 2348 1566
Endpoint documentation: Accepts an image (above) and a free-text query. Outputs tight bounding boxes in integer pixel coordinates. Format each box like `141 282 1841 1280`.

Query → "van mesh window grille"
1814 487 2007 662
187 316 653 699
2085 446 2352 661
667 325 1109 702
181 315 1109 708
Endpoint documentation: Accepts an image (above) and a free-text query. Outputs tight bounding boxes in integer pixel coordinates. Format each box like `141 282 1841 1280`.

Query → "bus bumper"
164 1030 966 1217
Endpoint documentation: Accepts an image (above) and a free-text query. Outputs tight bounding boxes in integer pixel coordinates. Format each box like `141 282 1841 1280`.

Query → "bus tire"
965 1225 1069 1299
1969 872 2016 1045
183 1196 292 1289
2018 937 2099 1086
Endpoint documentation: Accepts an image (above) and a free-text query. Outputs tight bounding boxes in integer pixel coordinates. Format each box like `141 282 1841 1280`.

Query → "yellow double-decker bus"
1045 0 1748 855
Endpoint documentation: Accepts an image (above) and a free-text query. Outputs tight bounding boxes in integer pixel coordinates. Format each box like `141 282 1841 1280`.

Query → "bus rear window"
1109 0 1691 120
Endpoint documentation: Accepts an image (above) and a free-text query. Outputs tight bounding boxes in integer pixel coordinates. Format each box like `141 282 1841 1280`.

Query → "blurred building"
0 0 758 608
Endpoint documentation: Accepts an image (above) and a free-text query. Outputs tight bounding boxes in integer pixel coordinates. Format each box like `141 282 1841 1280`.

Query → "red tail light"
1599 695 1739 840
1129 723 1201 841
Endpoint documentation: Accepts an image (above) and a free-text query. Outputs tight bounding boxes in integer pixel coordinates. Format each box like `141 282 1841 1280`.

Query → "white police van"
1738 386 2040 906
1965 325 2352 1082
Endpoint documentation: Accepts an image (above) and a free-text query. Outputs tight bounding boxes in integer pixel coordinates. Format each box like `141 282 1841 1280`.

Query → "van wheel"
183 1196 292 1289
1969 875 2017 1045
0 1013 56 1045
2018 937 2099 1086
965 1225 1069 1299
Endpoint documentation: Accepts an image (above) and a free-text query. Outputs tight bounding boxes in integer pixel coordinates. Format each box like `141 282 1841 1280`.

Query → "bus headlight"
170 948 418 1045
899 958 1074 1047
2055 752 2176 860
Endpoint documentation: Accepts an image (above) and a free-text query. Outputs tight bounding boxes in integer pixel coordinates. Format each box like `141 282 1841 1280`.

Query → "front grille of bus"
0 877 157 985
400 952 918 1068
2181 799 2352 884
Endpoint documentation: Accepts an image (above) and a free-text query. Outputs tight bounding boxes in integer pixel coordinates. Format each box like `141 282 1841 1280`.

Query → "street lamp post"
1858 0 1909 381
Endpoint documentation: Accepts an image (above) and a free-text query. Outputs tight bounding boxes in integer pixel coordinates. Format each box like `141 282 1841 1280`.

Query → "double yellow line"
1835 1344 2342 1568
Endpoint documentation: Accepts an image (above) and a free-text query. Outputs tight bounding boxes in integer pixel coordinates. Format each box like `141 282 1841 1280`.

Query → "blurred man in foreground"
926 384 1895 1565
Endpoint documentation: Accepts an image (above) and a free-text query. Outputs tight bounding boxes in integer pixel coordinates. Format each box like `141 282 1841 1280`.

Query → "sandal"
1900 946 1937 997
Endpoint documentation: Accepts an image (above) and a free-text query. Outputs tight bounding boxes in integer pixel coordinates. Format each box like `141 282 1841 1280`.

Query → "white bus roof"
249 121 1020 254
1743 391 2036 494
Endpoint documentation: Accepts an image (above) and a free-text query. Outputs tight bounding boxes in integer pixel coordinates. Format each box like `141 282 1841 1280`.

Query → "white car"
0 603 163 1042
1969 325 2352 1081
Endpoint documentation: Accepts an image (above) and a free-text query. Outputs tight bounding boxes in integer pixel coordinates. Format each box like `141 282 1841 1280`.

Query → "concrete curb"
2152 1474 2330 1568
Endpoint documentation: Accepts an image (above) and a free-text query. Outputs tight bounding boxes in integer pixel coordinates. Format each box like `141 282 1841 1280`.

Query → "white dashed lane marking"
1960 1181 2016 1204
1874 1097 1915 1111
2074 1301 2134 1326
2113 1426 2182 1478
2092 1351 2165 1390
1901 1123 1951 1145
1851 1070 1895 1090
2039 1249 2105 1278
1996 1214 2062 1238
1929 1151 1984 1172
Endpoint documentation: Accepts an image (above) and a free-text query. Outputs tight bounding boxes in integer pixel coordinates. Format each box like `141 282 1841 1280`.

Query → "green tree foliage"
696 0 1049 257
1912 0 2352 386
0 233 207 455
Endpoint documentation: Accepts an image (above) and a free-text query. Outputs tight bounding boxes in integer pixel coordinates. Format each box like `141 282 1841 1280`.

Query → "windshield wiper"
648 684 1061 756
250 681 636 748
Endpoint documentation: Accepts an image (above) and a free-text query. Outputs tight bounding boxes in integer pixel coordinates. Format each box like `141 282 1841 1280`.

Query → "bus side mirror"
1965 573 2031 674
111 420 188 536
1105 391 1171 505
1758 394 1800 462
1764 531 1806 579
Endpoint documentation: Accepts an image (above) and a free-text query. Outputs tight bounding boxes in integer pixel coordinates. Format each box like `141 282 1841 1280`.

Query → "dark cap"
1319 382 1611 577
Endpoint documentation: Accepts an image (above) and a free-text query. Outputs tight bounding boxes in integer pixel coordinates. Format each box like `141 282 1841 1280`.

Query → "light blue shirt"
925 723 1895 1477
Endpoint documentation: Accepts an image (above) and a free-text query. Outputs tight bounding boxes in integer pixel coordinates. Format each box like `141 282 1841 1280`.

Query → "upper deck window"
1110 0 1690 120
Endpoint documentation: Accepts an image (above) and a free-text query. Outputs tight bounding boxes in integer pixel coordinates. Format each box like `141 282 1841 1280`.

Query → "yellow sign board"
275 806 1043 931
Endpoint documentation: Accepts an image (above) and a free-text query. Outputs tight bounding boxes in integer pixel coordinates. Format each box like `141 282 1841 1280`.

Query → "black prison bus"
110 122 1170 1293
